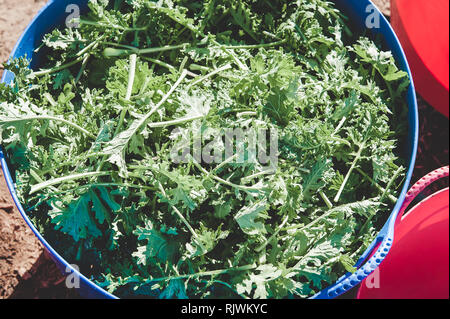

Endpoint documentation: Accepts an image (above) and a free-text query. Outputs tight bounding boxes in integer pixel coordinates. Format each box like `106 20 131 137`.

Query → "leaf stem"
379 166 403 204
103 43 188 57
355 167 397 203
75 54 90 84
125 54 137 101
333 144 364 203
114 54 137 137
283 199 379 233
219 39 287 50
191 159 262 193
34 183 157 198
78 18 147 31
157 182 202 244
148 264 257 283
222 47 248 71
141 70 188 125
33 39 100 77
141 56 177 73
186 64 232 90
320 191 333 209
241 169 275 183
38 152 109 176
30 171 112 194
147 114 206 129
1 115 96 139
334 114 374 203
358 167 403 233
255 215 289 253
212 154 239 173
33 55 86 77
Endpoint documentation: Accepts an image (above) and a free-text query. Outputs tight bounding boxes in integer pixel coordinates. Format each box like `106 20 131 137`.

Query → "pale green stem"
141 56 177 72
333 116 347 136
39 183 157 197
30 171 112 194
33 40 99 77
157 182 202 245
39 152 109 176
148 264 257 283
147 114 205 129
76 40 100 57
222 47 248 71
262 31 281 40
236 111 257 117
212 154 239 173
1 116 96 139
320 191 333 209
138 70 188 128
379 166 403 204
191 159 262 192
255 215 289 253
334 143 365 203
220 39 287 50
179 56 188 73
33 55 86 77
103 43 188 57
355 167 397 203
125 54 137 101
241 169 276 183
283 199 379 233
186 64 232 90
77 18 147 31
75 54 90 84
189 63 211 72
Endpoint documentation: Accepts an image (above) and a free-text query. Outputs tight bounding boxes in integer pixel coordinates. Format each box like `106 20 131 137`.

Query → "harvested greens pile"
0 0 409 298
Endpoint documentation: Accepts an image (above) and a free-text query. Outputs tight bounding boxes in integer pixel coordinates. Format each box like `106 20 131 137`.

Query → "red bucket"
391 0 449 118
358 166 449 299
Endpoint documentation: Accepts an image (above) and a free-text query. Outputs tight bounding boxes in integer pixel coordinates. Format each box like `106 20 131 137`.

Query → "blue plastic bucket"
0 0 418 299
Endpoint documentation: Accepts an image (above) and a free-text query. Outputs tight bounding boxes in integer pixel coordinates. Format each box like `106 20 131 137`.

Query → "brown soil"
0 156 81 299
0 168 42 298
0 0 45 78
371 0 391 16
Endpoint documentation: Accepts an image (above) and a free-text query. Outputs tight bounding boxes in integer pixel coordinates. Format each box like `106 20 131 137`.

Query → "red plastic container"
391 0 449 118
358 166 449 299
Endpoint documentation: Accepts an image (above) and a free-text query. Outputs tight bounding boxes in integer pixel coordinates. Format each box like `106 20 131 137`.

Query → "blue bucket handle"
311 189 404 299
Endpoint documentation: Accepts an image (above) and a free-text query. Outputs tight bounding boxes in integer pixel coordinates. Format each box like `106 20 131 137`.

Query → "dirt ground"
0 0 447 299
0 0 45 77
0 169 80 299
